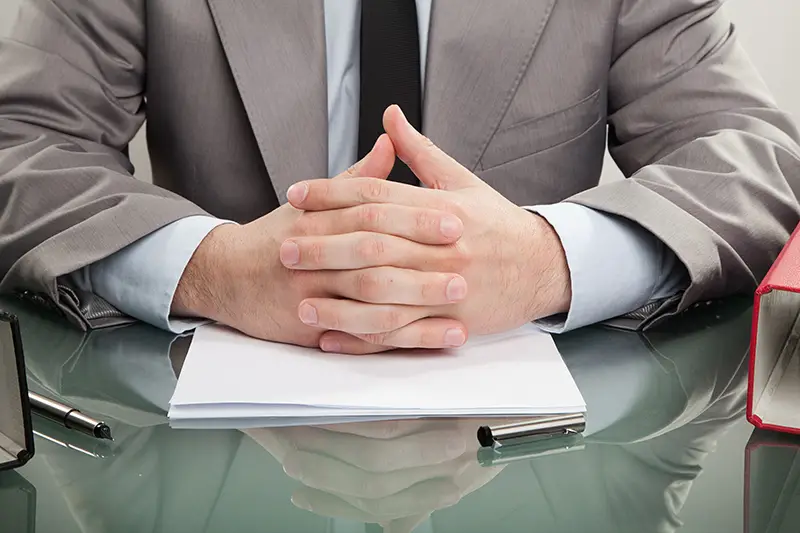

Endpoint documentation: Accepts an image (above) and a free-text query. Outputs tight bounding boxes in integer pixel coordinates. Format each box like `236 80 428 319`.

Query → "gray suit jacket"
1 0 799 330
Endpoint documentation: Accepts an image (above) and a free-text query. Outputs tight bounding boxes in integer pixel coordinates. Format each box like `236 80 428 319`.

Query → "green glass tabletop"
1 295 798 533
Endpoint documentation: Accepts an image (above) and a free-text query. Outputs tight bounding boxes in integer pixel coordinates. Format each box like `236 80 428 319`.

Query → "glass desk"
1 295 798 533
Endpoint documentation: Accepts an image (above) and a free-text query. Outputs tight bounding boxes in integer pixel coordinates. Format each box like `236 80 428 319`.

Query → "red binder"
748 223 800 434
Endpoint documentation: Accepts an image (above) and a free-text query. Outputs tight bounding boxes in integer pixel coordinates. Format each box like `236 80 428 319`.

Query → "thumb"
334 133 395 180
382 105 477 190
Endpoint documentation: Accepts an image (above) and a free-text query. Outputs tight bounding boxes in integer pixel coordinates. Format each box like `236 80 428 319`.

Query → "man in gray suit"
0 0 798 354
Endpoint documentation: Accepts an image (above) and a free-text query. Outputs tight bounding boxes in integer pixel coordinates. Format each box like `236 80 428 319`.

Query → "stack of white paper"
168 323 586 429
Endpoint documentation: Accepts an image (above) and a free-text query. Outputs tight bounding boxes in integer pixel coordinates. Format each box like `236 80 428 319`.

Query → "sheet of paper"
169 323 585 428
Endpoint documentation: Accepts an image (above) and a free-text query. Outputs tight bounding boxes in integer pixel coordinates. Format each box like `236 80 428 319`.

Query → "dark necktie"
357 0 422 185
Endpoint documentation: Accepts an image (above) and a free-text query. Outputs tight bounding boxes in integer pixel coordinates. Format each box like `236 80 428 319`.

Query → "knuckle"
311 179 330 200
367 498 394 515
436 199 461 216
344 164 359 178
359 180 388 203
419 279 439 302
411 138 437 168
355 236 386 262
446 198 466 216
377 309 403 331
354 477 380 497
415 210 436 234
419 326 440 348
355 271 383 300
319 305 341 330
374 420 403 438
361 332 388 346
358 204 384 229
327 313 342 331
305 241 324 266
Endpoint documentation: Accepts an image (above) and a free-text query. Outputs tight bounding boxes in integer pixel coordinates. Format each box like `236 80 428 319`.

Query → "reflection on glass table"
0 296 755 532
0 470 36 533
746 429 800 533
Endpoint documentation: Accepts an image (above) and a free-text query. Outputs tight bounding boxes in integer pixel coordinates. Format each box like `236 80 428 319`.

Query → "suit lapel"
206 0 328 203
424 0 558 171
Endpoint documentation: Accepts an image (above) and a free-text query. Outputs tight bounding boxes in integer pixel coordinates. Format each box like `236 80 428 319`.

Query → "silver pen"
478 432 585 466
28 392 113 441
478 413 586 448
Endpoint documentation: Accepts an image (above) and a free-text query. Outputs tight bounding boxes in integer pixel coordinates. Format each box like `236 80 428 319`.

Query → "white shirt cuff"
77 216 233 333
526 203 687 333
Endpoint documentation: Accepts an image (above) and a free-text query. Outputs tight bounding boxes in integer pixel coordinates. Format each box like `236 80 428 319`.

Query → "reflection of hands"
247 420 504 533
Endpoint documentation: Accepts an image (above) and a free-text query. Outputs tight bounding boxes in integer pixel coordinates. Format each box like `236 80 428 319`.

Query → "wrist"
526 213 572 319
172 223 239 321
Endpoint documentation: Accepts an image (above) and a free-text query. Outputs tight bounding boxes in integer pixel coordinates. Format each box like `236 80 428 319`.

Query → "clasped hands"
174 105 571 353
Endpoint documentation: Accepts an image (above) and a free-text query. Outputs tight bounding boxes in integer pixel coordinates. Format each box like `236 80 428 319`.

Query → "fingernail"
298 303 318 325
280 241 300 266
287 182 308 204
439 216 462 239
444 328 466 347
291 494 311 511
446 277 467 302
320 339 341 353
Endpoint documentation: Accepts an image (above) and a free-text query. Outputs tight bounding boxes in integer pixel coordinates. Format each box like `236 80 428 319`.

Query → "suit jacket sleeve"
569 0 800 327
0 0 208 329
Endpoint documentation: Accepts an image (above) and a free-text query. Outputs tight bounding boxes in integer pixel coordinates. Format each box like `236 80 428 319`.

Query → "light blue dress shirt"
72 0 687 334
